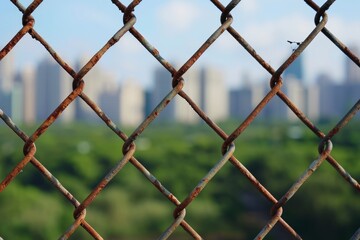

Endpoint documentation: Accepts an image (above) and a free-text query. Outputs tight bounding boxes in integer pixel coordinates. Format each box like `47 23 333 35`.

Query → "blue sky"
1 0 360 88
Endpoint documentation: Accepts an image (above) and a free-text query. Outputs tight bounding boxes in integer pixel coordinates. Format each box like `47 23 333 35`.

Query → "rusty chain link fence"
1 0 360 239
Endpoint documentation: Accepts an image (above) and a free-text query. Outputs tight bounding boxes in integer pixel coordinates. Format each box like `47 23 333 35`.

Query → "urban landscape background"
0 46 359 127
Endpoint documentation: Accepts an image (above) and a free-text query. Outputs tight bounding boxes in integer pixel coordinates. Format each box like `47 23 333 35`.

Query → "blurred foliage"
0 121 359 239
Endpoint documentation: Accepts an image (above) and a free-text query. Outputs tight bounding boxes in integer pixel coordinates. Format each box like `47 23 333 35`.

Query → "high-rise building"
119 81 144 126
344 45 360 83
199 67 228 122
175 67 200 123
314 74 339 120
284 54 304 81
264 76 306 122
151 67 175 122
151 67 199 124
277 53 306 121
306 82 320 121
73 56 117 122
229 77 266 120
11 71 24 123
35 57 74 122
283 77 306 121
100 80 144 127
144 89 153 117
151 66 229 124
0 53 14 118
230 75 306 122
229 87 252 120
0 52 14 93
0 90 11 119
17 66 36 124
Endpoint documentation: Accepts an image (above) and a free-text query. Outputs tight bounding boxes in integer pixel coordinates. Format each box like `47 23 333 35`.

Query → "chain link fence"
1 0 360 239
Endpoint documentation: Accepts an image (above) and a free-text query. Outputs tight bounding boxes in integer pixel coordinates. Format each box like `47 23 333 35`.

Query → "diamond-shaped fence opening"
1 0 360 239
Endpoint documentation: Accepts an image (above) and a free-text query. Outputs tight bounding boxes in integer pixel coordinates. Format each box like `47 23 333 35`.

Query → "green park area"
0 121 359 239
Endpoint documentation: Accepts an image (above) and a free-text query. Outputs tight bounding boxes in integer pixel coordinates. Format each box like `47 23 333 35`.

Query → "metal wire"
0 0 359 239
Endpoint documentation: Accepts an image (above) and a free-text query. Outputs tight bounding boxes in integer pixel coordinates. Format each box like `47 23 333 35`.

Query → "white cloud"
237 0 260 15
243 14 313 49
116 34 143 54
325 16 360 45
156 0 200 33
213 33 239 52
67 2 119 27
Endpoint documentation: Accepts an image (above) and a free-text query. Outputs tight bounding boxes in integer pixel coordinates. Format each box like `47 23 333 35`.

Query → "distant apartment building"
283 54 304 82
0 53 14 118
151 67 176 122
306 79 321 121
17 66 36 124
275 54 306 121
345 46 360 84
100 80 144 127
174 66 200 123
230 81 267 120
230 54 306 122
307 50 360 121
0 53 14 93
200 67 228 122
151 67 200 123
230 78 307 122
73 56 117 122
151 66 228 123
12 71 24 123
35 57 74 122
283 77 306 121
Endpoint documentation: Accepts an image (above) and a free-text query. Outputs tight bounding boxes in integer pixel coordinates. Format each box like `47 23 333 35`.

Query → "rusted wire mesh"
1 0 360 239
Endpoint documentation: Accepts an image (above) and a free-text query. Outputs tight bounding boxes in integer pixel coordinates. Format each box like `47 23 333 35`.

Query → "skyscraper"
12 71 24 123
344 45 360 83
151 67 175 122
230 81 267 120
100 80 144 127
199 67 228 122
175 67 200 123
312 73 339 120
283 54 304 81
0 52 14 93
0 53 14 118
35 57 74 122
151 66 199 124
283 77 305 121
17 66 36 124
151 66 229 124
73 56 117 122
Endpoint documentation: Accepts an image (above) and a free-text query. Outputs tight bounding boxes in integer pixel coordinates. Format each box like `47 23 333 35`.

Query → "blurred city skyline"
1 0 360 88
0 51 359 126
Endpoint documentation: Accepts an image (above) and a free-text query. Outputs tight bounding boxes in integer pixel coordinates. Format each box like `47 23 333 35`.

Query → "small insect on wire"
287 40 302 52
